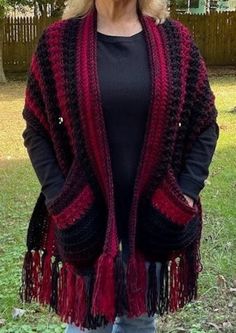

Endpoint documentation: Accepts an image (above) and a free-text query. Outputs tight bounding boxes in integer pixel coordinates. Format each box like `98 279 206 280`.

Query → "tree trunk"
0 15 7 83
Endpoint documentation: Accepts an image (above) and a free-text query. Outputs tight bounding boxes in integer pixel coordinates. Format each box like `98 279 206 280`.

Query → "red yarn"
64 265 76 323
31 250 41 300
51 184 95 229
39 252 52 304
19 5 218 330
169 258 179 312
152 168 198 226
91 253 116 321
126 252 147 317
74 275 87 327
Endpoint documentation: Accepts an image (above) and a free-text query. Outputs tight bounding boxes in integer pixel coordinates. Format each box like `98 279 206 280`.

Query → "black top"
22 29 219 240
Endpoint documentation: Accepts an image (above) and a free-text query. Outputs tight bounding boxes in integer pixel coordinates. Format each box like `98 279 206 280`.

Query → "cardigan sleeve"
22 28 66 205
22 117 219 206
177 122 219 201
22 123 65 206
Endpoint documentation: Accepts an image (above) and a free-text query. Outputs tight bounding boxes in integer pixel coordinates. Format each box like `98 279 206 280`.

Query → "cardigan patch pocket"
47 184 107 266
151 166 198 226
45 160 98 229
44 163 108 266
48 183 96 230
136 166 200 259
54 194 107 267
48 188 107 266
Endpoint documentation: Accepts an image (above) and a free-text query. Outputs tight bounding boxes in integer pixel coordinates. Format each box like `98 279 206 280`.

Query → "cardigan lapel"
75 6 170 256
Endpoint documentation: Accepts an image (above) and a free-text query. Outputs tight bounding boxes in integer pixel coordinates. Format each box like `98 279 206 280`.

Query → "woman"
20 0 219 332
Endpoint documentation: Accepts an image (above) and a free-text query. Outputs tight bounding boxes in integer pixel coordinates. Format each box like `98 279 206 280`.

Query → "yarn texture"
20 6 219 330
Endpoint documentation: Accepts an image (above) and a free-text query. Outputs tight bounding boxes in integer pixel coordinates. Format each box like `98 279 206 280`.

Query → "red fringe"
91 253 116 321
179 254 188 307
31 250 41 300
169 258 179 312
39 251 52 304
74 274 87 327
168 246 201 313
64 264 76 323
58 263 68 320
20 244 202 329
126 251 147 317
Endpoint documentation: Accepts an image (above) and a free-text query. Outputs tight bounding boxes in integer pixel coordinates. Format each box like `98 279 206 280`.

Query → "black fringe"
158 261 169 315
115 251 128 316
19 250 33 303
147 262 158 316
81 268 108 329
50 255 60 313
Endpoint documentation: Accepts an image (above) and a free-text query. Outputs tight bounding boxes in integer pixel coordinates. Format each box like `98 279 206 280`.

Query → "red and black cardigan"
20 6 219 330
22 29 219 242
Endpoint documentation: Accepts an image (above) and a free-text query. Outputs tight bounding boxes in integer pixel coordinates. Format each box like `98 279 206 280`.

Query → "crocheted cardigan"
19 6 219 330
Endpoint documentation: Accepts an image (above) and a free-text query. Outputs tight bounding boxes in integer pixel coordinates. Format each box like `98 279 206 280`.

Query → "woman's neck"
95 0 143 36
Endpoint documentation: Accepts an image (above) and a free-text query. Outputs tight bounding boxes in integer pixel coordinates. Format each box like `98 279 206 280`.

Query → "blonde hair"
62 0 169 25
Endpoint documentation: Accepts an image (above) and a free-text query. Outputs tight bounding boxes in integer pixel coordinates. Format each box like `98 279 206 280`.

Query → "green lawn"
0 71 235 332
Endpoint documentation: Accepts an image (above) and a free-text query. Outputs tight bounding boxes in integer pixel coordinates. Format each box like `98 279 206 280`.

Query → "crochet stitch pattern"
20 6 219 330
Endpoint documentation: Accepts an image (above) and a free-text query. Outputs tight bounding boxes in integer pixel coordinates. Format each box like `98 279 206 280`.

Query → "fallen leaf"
222 321 232 330
228 301 233 308
217 275 227 289
12 308 26 319
229 288 236 293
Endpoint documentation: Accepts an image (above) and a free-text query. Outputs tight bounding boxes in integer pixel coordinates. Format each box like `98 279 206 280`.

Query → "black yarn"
147 262 158 316
158 261 169 315
26 192 49 251
54 197 107 268
114 251 128 316
136 196 201 260
82 268 109 329
50 255 60 313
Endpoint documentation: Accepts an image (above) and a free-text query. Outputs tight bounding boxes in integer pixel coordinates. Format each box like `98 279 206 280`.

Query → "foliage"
0 0 65 18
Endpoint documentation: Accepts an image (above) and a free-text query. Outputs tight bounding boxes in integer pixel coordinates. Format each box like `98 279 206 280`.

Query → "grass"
0 69 235 332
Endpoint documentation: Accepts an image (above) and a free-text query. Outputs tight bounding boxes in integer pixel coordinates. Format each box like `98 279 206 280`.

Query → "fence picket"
2 12 236 72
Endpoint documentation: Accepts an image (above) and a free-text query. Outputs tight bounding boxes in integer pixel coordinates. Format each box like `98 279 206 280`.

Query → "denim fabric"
65 322 114 333
65 312 158 333
65 239 161 333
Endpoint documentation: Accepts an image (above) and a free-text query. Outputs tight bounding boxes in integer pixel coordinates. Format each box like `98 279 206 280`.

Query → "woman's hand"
183 194 195 208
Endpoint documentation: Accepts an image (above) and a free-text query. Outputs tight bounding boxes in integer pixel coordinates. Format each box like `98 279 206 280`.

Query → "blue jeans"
65 240 161 333
65 312 158 333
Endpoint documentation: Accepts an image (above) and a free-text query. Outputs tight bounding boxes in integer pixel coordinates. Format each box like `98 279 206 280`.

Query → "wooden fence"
173 11 236 66
2 11 236 72
3 16 57 72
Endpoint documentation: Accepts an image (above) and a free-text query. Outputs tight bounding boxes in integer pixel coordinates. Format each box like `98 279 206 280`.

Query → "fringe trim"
91 253 116 321
19 245 201 329
126 252 147 317
115 251 128 316
147 261 159 316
